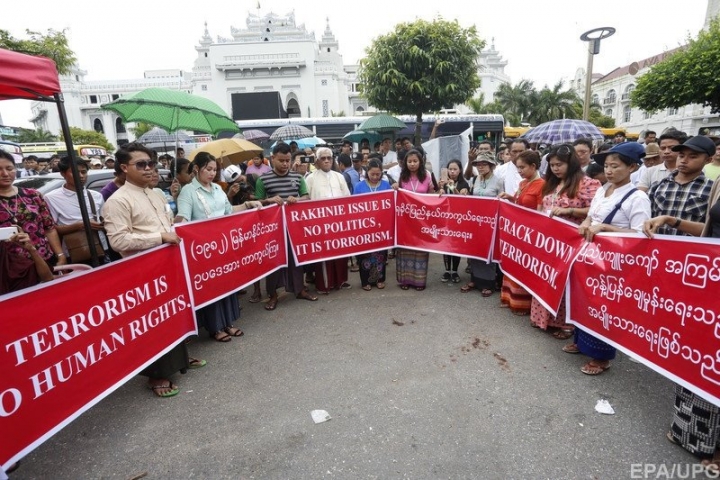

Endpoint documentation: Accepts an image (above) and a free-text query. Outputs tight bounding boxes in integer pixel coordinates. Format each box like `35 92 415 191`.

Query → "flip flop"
376 282 385 289
460 283 475 293
149 380 179 398
188 357 207 368
481 289 493 297
580 361 610 375
399 285 410 290
248 294 261 303
362 285 372 291
415 286 426 291
296 291 318 301
562 343 580 354
214 332 232 343
225 327 244 337
552 329 574 340
666 431 681 446
265 297 278 310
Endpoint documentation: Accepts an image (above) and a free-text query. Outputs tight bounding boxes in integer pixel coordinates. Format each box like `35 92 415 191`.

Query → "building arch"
94 118 104 133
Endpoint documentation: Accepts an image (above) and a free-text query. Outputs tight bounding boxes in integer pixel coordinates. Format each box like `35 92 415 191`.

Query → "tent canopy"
0 48 61 101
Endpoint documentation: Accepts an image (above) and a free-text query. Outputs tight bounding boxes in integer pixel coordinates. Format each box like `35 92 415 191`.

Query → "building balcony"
603 97 617 105
621 93 631 102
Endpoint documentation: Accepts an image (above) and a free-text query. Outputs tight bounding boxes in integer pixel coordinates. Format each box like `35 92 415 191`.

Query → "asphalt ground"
11 254 697 480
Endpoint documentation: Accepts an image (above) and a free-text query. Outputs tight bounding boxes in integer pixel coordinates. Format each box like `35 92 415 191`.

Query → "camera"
300 156 313 164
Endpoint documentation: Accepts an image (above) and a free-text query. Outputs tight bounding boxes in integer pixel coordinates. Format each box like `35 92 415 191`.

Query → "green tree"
0 29 76 75
359 18 484 144
528 81 582 124
494 80 535 125
588 108 616 128
632 19 720 113
17 127 57 143
465 92 503 117
128 122 155 139
60 127 114 151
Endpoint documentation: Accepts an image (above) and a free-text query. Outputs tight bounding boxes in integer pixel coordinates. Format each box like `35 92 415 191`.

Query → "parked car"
13 169 173 195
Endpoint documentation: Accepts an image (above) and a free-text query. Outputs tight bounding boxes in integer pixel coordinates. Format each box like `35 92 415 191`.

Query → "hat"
644 143 661 158
90 158 103 166
671 136 716 156
352 152 363 162
223 165 243 183
592 142 645 165
472 152 497 166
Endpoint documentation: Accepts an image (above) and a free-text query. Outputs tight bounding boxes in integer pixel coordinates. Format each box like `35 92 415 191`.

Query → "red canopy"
0 48 61 101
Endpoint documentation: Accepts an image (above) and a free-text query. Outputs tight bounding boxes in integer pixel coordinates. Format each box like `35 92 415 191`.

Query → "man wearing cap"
631 142 661 186
104 157 115 170
642 136 714 237
638 130 688 192
89 158 104 170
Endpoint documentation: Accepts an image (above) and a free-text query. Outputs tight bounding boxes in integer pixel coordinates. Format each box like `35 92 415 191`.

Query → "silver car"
13 169 173 195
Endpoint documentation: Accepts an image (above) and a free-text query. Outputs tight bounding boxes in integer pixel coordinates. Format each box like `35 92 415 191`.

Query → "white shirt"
387 165 402 182
587 182 651 231
631 164 646 186
305 169 351 199
638 163 670 190
495 161 522 195
382 150 397 166
45 185 108 251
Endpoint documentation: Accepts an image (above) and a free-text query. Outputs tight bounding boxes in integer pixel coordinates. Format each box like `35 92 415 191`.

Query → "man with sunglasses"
103 142 202 398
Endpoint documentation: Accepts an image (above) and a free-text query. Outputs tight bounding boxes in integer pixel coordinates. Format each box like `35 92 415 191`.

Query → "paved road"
12 254 695 479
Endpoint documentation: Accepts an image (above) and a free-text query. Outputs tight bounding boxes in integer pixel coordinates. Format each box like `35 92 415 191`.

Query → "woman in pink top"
393 149 436 290
245 154 271 176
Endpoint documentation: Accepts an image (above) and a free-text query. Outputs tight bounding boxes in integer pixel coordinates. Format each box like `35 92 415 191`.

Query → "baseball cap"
223 164 243 183
90 158 103 166
352 152 363 162
644 143 660 158
592 142 645 165
472 152 497 166
671 136 716 156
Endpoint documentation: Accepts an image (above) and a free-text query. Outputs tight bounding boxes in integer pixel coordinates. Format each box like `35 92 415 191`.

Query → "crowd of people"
3 124 720 473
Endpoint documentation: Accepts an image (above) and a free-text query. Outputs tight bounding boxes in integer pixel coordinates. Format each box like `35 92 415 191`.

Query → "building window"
204 52 208 58
321 79 328 86
201 85 208 91
322 100 329 117
605 90 616 104
643 111 651 120
605 109 613 117
591 94 599 106
89 95 98 104
111 94 119 101
667 107 679 116
623 105 632 122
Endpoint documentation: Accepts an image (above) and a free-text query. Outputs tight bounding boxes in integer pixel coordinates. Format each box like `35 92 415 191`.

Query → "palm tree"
466 93 486 114
17 127 57 143
529 81 582 124
494 80 535 125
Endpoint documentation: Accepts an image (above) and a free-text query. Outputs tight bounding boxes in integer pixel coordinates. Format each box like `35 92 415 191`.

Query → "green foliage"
60 127 114 151
331 110 346 117
17 127 57 143
494 80 536 124
359 18 484 142
632 18 720 113
128 122 155 138
529 81 581 125
588 109 616 128
0 29 76 75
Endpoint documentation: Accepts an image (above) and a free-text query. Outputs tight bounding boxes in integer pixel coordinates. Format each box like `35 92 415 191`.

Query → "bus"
234 114 506 149
0 140 23 165
19 142 109 160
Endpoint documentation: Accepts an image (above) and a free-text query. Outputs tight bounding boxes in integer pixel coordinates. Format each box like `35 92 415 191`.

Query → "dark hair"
192 151 216 171
115 142 153 166
360 138 369 144
23 155 38 162
49 154 60 161
516 150 540 169
0 150 15 164
337 154 352 168
400 149 427 183
373 141 381 149
367 159 383 171
289 141 298 147
479 140 493 150
659 130 688 145
446 159 463 173
597 142 613 154
342 140 352 147
176 147 184 153
57 155 88 173
614 131 626 137
368 152 383 161
292 150 306 160
608 152 639 167
542 144 584 199
511 138 530 150
397 149 407 162
585 162 604 180
645 130 656 136
169 158 191 178
572 138 593 150
273 142 292 155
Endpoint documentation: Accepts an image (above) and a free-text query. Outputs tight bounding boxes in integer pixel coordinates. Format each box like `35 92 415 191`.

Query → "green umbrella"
357 114 406 133
343 129 384 144
102 88 239 135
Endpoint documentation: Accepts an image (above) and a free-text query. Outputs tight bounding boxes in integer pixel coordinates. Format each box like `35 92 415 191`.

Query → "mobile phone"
0 226 19 241
300 156 314 164
470 141 479 149
440 168 449 182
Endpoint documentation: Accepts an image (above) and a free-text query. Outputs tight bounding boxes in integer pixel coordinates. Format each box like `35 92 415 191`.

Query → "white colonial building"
29 10 510 146
571 0 720 138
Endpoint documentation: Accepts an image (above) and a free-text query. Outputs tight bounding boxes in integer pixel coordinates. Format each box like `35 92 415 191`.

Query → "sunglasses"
129 160 158 170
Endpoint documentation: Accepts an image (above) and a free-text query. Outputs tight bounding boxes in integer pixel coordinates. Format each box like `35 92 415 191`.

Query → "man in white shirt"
495 139 526 195
380 138 398 170
638 130 687 192
44 156 107 265
19 155 39 177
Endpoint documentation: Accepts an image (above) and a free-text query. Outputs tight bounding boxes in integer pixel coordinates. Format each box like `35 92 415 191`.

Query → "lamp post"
580 27 616 121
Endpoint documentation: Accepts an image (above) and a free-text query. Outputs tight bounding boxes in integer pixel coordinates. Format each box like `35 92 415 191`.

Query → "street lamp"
580 27 616 121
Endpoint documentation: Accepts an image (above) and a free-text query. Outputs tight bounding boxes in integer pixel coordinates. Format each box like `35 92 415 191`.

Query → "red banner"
0 246 196 470
568 234 720 405
395 190 498 261
495 201 587 315
285 191 395 265
174 206 287 308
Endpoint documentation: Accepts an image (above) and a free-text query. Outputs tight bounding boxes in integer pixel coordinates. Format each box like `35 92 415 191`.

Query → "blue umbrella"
271 136 326 149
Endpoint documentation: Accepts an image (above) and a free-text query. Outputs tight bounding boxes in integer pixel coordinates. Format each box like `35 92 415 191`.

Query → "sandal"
580 360 610 375
296 290 318 301
376 282 385 289
415 286 425 291
148 379 179 398
552 329 574 340
460 282 475 293
214 331 232 343
399 284 410 290
562 343 580 354
362 285 372 291
481 288 493 297
225 327 244 337
265 296 278 310
666 431 681 446
248 294 261 303
188 357 207 369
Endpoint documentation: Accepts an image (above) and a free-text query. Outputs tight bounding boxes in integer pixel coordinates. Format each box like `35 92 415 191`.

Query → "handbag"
63 190 104 263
